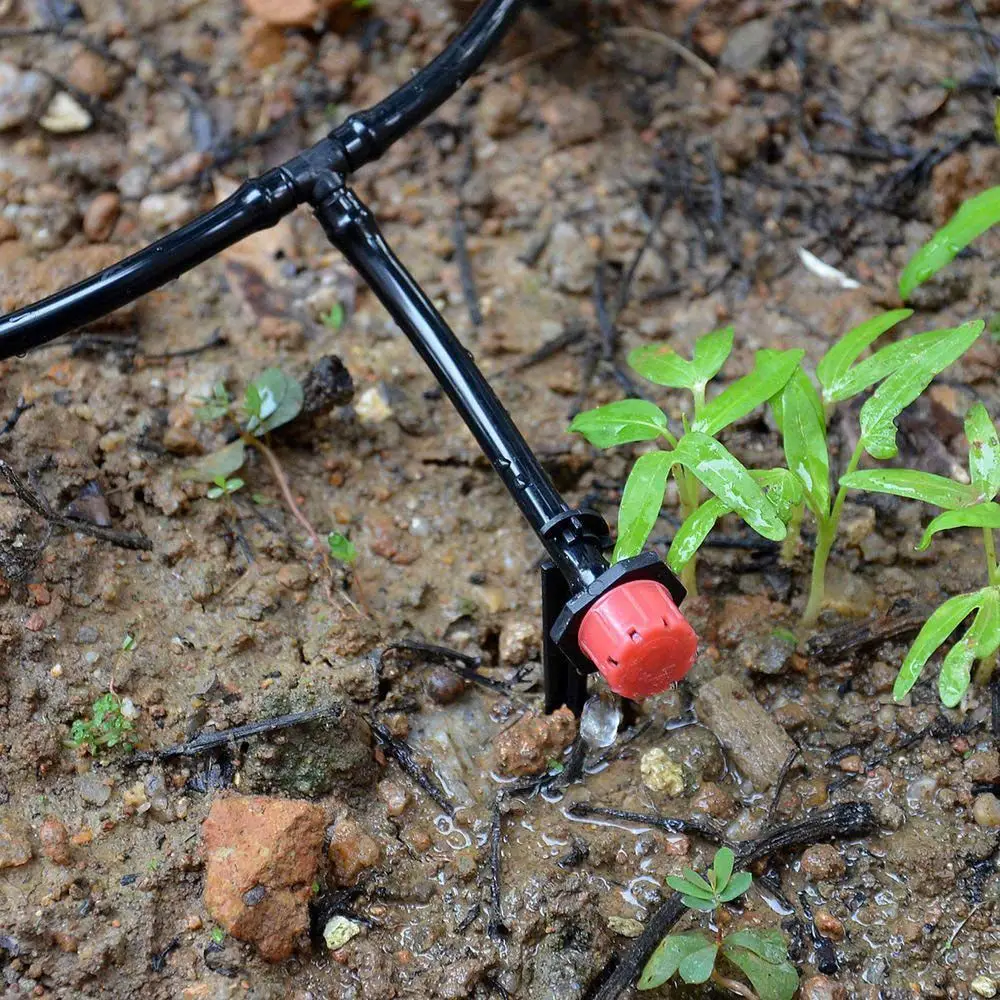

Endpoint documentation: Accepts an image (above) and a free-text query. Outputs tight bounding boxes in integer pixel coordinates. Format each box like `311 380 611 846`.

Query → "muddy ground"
2 0 1000 997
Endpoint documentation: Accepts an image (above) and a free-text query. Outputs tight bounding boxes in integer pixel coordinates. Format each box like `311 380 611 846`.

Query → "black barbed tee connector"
0 0 699 716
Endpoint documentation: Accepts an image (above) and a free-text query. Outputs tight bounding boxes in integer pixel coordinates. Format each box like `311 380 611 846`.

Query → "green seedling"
206 475 244 500
186 368 305 486
776 314 983 625
209 926 226 945
900 185 1000 301
639 847 797 1000
841 403 1000 706
321 302 346 330
68 693 134 755
121 632 137 652
569 327 803 594
327 531 357 564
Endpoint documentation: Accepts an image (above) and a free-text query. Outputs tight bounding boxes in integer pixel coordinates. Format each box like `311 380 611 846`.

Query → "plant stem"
710 969 758 1000
677 468 701 597
984 527 1000 586
801 441 864 628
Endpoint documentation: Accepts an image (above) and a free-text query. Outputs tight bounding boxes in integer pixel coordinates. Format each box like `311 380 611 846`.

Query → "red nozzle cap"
577 580 697 701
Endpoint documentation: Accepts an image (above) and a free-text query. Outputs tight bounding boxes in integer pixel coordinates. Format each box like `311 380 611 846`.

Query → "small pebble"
800 843 846 881
83 192 121 242
425 667 466 706
972 975 999 998
640 748 684 796
323 915 362 951
39 92 92 133
973 793 1000 828
38 816 71 866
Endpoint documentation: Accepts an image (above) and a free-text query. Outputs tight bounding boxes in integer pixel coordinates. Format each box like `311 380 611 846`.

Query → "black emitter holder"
0 0 688 716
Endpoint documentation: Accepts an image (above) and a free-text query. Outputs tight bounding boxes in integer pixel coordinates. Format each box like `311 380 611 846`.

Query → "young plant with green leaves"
569 328 803 594
840 403 1000 706
773 313 983 625
899 185 1000 302
639 847 798 1000
68 693 135 755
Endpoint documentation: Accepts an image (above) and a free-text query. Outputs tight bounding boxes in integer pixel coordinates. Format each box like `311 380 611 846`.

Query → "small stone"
327 817 381 886
477 84 524 138
425 667 466 705
800 844 846 881
640 748 684 796
548 221 597 294
966 750 1000 783
498 619 540 666
202 795 327 961
66 50 115 98
689 781 736 819
38 817 71 866
720 19 774 73
798 975 848 1000
243 0 346 26
186 914 203 931
539 92 603 148
354 385 393 424
77 774 112 806
606 916 644 938
276 563 311 591
0 62 51 130
378 780 409 817
139 192 197 231
39 92 92 133
493 707 577 777
973 793 1000 827
241 18 288 70
83 192 121 242
162 426 202 456
814 908 844 940
694 675 797 792
0 815 32 869
972 976 999 998
323 914 362 950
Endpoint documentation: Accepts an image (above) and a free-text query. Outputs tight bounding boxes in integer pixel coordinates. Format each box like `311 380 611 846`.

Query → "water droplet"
580 692 622 748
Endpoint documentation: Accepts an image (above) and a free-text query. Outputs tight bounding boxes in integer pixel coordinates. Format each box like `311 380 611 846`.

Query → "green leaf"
938 632 977 708
917 503 1000 550
722 929 790 965
899 186 1000 300
973 588 1000 662
667 497 728 575
246 368 305 435
569 400 669 449
859 321 983 459
628 344 697 389
722 947 799 1000
966 403 1000 500
893 589 988 700
638 933 714 990
327 531 357 564
817 310 913 402
322 302 346 330
667 869 715 899
692 326 735 383
678 943 719 985
717 870 752 902
681 895 719 912
713 847 735 892
184 440 246 483
673 433 786 542
778 368 830 518
693 349 804 436
840 469 980 511
206 486 224 499
754 469 805 522
613 451 675 562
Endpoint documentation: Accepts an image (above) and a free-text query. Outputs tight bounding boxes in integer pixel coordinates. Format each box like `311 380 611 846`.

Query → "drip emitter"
0 0 697 714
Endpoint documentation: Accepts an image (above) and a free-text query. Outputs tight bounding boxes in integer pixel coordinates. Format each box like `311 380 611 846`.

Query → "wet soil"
2 0 1000 997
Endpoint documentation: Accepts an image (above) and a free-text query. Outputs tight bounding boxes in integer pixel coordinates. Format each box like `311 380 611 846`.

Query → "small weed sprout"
639 847 797 1000
327 531 357 564
68 693 135 755
841 403 1000 705
206 474 244 500
321 302 346 330
569 329 802 594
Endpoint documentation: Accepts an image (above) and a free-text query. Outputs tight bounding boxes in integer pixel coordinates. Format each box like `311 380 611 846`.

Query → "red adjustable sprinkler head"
577 579 698 701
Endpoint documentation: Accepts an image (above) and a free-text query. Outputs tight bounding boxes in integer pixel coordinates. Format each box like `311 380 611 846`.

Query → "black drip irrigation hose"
0 0 695 719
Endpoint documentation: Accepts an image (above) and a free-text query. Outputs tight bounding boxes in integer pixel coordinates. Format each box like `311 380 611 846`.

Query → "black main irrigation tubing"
0 0 697 714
